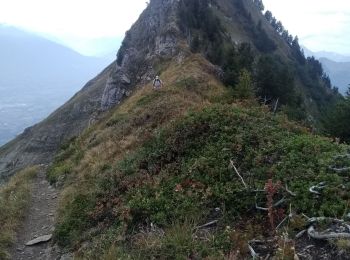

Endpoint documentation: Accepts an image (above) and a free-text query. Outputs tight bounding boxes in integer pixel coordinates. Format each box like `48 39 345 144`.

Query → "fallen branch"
309 182 327 195
295 229 307 239
307 225 350 240
195 220 218 230
285 184 297 197
255 197 287 211
273 197 287 207
230 160 248 189
255 202 268 211
248 243 259 259
276 215 289 230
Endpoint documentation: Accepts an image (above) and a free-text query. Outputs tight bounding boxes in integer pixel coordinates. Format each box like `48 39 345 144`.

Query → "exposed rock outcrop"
101 0 181 110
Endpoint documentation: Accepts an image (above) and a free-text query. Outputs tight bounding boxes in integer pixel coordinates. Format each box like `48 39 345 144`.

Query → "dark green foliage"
47 138 83 184
235 1 276 53
306 56 324 80
252 21 277 53
52 103 349 257
233 69 255 99
264 10 272 22
291 36 306 64
178 0 225 64
256 55 295 105
323 94 350 143
253 0 265 11
55 194 96 247
223 43 254 86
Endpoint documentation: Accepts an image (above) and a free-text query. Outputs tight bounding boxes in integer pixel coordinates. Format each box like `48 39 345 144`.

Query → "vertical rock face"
101 0 181 110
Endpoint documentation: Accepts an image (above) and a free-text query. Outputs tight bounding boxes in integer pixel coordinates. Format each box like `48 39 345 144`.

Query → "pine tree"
234 69 255 99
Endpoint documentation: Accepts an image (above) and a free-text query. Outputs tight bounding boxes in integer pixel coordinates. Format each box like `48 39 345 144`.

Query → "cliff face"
0 0 184 180
101 0 181 110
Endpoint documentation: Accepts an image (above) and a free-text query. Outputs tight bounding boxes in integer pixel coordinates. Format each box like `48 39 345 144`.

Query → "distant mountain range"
0 25 112 145
303 46 350 94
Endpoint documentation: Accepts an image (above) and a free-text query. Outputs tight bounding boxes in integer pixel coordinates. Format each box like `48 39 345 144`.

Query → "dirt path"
11 169 68 260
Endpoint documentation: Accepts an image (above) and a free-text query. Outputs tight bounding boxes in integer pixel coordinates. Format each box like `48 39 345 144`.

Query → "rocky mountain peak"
101 0 182 110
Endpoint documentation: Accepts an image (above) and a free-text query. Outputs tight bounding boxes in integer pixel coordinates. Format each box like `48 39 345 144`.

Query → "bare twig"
309 182 327 195
285 184 297 197
273 98 279 114
230 160 248 189
255 197 287 211
276 215 289 230
255 202 268 211
273 197 287 207
295 229 307 239
248 244 259 259
195 220 218 230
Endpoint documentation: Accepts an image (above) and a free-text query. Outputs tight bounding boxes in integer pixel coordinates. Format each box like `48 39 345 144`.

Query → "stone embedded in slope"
25 234 52 246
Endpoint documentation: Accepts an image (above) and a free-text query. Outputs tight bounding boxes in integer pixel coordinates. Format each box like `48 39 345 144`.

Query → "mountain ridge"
0 0 338 179
1 0 349 259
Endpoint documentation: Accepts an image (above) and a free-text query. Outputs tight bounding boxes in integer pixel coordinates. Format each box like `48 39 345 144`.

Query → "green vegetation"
323 89 350 142
0 167 38 260
178 0 225 64
31 1 349 258
46 55 349 258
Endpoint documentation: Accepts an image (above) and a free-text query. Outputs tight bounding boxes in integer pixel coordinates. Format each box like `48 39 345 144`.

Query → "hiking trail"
11 168 71 260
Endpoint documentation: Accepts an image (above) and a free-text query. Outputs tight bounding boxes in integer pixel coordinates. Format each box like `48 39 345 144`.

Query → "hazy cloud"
0 0 349 55
264 0 350 54
0 0 147 55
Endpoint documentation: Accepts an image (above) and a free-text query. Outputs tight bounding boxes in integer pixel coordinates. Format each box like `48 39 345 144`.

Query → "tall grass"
0 166 38 259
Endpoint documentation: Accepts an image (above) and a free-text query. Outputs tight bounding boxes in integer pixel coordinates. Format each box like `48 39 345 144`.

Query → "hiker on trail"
153 75 163 90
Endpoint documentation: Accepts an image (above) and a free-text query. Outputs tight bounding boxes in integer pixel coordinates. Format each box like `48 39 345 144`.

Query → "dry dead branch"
230 160 248 189
248 243 259 259
295 229 307 239
285 184 297 197
255 196 287 211
309 182 327 195
195 220 218 230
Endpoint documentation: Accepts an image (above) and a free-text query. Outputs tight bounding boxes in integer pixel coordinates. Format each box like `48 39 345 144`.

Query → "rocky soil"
10 170 70 260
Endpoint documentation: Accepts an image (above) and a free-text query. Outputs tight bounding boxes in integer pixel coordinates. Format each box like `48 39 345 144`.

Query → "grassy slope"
48 55 349 259
0 166 38 259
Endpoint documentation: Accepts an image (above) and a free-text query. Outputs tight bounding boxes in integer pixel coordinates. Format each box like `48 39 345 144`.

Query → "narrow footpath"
11 169 70 260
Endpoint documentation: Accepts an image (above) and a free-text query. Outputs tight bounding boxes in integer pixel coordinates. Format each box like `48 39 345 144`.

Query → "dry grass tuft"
0 166 38 259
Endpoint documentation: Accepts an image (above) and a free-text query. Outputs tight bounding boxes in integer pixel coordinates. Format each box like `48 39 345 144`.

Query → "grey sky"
0 0 349 56
263 0 350 55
